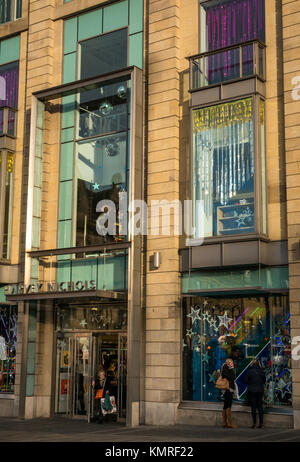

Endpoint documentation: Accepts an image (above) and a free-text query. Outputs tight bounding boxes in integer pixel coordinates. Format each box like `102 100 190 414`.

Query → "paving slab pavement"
0 417 299 442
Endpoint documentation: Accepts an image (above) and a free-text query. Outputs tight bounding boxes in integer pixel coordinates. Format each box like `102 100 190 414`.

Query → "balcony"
0 106 17 137
0 0 22 24
188 40 266 93
0 106 17 154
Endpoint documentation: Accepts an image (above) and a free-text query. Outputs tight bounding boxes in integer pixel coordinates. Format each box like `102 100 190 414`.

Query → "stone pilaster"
144 0 198 425
282 0 300 430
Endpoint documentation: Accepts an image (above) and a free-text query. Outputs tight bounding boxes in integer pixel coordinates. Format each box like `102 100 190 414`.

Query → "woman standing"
221 358 237 428
244 358 266 428
92 367 111 423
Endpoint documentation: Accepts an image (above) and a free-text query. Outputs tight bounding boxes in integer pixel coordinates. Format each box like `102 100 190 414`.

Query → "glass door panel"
90 333 127 420
55 334 92 419
118 333 127 419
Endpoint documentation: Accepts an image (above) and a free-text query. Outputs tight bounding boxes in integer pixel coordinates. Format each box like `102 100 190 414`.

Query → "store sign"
5 280 97 296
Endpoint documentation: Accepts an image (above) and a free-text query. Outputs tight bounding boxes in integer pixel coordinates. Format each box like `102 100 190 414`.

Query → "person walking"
244 358 266 428
92 367 111 423
221 358 237 428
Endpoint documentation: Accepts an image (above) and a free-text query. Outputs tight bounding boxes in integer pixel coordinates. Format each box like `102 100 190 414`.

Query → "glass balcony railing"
0 0 22 25
188 40 266 92
0 106 17 137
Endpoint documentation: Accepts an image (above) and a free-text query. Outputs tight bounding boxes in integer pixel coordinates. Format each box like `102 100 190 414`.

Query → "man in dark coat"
244 358 266 428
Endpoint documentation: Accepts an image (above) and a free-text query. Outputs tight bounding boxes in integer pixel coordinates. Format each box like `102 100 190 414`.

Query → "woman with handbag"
92 367 111 423
221 358 237 429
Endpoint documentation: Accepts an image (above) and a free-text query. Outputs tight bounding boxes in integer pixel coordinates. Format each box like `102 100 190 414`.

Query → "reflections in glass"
56 304 127 331
80 28 127 81
77 81 128 140
76 132 127 247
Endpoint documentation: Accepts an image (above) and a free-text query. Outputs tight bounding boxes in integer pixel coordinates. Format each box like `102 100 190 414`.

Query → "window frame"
0 0 22 25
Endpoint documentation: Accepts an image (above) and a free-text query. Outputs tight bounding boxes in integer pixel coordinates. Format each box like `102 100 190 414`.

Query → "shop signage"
5 280 97 296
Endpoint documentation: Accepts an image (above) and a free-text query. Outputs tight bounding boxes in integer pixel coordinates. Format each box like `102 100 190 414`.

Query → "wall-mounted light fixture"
153 252 160 269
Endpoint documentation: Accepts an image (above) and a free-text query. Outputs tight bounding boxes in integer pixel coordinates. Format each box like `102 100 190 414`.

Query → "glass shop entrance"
54 301 127 421
55 332 127 422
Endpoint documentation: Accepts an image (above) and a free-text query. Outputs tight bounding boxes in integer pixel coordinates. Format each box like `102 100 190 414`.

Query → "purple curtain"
205 0 265 83
0 62 19 109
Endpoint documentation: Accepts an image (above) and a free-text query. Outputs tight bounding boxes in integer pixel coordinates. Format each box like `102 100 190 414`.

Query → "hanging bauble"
99 101 113 116
104 142 119 157
117 85 127 99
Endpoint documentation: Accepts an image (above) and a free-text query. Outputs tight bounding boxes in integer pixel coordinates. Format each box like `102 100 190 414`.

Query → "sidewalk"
0 417 299 442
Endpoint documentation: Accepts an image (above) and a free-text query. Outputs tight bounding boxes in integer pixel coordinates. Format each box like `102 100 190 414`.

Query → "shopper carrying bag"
220 358 237 428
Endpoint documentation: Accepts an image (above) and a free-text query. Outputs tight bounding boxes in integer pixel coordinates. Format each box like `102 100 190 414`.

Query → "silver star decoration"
80 319 88 328
236 216 246 228
208 317 218 329
202 311 211 322
187 306 201 324
218 311 233 329
203 299 208 307
202 352 210 364
194 346 201 352
186 328 194 338
182 340 187 350
92 183 100 191
208 373 216 383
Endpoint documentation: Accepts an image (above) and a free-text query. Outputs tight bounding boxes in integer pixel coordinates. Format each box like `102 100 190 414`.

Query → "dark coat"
244 365 266 393
221 363 235 390
94 374 112 397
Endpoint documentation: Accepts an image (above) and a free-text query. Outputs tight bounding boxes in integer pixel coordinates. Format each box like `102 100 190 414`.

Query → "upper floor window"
200 0 265 52
0 60 18 259
0 0 22 25
79 28 128 80
190 0 266 91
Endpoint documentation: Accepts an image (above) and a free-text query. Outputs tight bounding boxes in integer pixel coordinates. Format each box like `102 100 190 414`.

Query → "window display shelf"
217 201 254 235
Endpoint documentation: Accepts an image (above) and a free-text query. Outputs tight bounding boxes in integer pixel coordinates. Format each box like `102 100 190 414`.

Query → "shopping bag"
101 395 117 415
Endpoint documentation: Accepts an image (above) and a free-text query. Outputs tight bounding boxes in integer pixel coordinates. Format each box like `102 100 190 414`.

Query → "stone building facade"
0 0 298 428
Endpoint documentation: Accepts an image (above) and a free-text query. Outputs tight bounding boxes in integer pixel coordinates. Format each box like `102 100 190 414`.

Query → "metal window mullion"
11 0 15 21
239 45 243 78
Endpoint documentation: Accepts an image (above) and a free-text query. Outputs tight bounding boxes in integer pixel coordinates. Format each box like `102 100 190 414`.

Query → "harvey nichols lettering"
5 280 96 296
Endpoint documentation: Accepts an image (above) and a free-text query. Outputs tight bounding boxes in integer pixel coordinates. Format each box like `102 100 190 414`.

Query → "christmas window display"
193 98 258 238
0 305 17 393
182 295 292 407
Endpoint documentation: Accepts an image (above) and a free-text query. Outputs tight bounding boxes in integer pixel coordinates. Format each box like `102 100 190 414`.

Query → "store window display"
193 98 258 237
0 305 17 393
182 295 292 407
